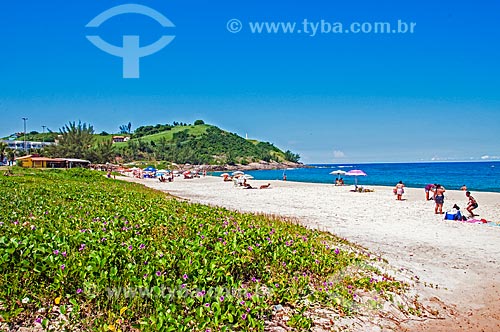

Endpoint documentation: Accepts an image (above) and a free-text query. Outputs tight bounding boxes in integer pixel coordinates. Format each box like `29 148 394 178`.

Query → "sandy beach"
121 175 500 331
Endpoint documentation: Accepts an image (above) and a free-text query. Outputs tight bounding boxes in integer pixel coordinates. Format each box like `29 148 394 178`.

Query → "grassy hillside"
115 124 299 165
0 168 415 331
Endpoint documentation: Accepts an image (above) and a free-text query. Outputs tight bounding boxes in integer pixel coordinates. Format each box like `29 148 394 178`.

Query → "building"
1 140 54 152
112 136 130 143
15 155 91 169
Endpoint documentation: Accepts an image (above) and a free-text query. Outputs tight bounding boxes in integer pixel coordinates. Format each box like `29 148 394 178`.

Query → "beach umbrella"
242 174 254 179
220 173 230 177
183 171 191 175
144 166 156 172
345 169 367 186
232 171 244 176
330 170 347 179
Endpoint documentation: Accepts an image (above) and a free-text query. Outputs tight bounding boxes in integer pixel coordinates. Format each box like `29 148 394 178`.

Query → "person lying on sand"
260 183 271 189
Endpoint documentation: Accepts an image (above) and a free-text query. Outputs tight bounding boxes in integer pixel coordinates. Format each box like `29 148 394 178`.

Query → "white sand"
121 175 500 330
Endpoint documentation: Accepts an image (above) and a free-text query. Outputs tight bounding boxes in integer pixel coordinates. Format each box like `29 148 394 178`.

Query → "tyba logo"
86 4 175 78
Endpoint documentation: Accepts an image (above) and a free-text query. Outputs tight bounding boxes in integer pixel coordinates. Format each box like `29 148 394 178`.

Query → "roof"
32 157 65 162
64 158 91 163
15 156 65 162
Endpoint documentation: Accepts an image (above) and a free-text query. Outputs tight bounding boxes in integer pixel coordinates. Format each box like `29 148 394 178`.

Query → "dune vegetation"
0 168 414 331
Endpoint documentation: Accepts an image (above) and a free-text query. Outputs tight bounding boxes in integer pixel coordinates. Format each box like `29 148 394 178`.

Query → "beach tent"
345 170 367 186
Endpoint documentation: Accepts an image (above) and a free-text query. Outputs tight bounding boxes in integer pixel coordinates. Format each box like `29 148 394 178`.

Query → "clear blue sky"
1 0 499 163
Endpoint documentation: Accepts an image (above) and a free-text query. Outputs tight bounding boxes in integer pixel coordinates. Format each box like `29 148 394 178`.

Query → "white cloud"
481 155 500 160
333 150 346 159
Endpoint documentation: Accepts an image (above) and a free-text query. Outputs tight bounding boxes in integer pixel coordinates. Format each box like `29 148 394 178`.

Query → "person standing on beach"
394 181 405 200
425 183 436 200
434 184 446 214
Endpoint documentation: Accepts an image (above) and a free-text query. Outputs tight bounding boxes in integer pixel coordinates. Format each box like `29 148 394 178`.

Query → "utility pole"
42 125 46 143
22 117 28 153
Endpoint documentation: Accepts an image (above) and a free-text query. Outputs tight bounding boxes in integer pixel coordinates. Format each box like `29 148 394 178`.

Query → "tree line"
4 120 300 166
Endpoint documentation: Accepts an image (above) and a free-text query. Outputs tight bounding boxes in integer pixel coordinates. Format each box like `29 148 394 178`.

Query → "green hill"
115 123 300 166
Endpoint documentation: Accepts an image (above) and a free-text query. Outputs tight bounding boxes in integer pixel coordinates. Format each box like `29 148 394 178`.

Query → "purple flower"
204 303 210 308
128 245 133 251
53 250 59 255
183 274 188 280
156 271 162 277
240 300 245 305
219 296 224 302
241 314 247 320
139 244 146 250
77 288 83 294
251 277 257 283
143 273 148 279
62 251 67 257
246 292 252 299
181 284 186 288
31 225 36 230
248 246 253 251
79 244 86 251
101 238 106 242
60 264 65 270
335 248 340 255
35 317 42 324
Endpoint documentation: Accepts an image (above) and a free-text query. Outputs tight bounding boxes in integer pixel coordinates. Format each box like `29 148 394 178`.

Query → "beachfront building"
1 140 54 152
16 155 91 169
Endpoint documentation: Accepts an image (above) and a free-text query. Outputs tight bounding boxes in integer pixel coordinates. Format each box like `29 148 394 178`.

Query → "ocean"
216 162 500 193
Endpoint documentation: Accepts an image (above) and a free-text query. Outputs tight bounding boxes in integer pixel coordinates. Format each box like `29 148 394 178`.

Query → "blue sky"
1 0 499 163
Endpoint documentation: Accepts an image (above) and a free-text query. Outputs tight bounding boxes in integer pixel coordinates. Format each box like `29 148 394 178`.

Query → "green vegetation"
116 124 297 165
44 122 114 164
3 120 300 166
3 132 58 143
0 169 412 331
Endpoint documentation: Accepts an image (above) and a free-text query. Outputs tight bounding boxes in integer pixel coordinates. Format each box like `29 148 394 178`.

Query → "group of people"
395 181 479 217
335 178 345 186
425 183 479 217
159 173 174 182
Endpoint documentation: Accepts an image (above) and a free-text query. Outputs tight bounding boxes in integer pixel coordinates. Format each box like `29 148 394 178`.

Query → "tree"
46 121 95 160
0 142 10 163
91 139 115 164
194 119 205 125
119 122 132 134
284 150 300 163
